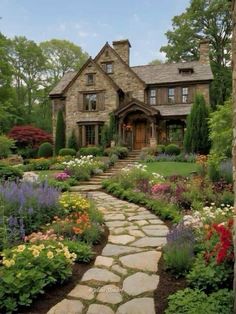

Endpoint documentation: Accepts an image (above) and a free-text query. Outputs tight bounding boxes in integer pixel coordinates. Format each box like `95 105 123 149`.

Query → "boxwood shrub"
79 147 103 156
59 148 76 156
38 142 53 158
165 144 181 155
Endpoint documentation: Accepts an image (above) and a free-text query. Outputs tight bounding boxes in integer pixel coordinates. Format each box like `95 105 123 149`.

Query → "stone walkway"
47 191 168 314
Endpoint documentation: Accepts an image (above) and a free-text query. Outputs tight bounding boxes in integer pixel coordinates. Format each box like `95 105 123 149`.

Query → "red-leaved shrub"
9 125 52 148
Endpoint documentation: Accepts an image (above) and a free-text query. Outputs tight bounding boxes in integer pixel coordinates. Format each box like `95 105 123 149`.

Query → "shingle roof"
153 104 192 117
131 61 213 85
49 71 77 96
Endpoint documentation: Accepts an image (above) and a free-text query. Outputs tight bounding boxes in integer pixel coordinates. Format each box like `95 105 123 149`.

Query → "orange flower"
73 227 83 234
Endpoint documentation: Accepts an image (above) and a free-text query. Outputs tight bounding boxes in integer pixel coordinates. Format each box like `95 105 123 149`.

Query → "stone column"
150 120 157 147
81 125 86 147
95 124 99 146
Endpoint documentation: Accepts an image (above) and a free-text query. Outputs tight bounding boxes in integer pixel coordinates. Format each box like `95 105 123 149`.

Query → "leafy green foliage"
55 110 65 155
187 253 233 292
0 164 23 181
166 288 233 314
0 242 74 313
79 147 103 156
208 99 232 158
104 146 129 159
62 240 94 263
160 0 232 106
59 148 76 156
68 130 78 151
0 135 15 158
165 144 180 155
184 94 210 154
38 142 53 158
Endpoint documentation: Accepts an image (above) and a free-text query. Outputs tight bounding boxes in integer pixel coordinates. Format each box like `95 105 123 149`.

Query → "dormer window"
87 73 94 85
102 62 113 74
149 88 157 105
179 68 194 76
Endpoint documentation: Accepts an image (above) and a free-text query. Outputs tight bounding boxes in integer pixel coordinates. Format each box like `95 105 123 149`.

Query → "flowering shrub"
25 229 64 243
62 155 104 181
0 242 75 313
27 157 53 170
205 219 234 265
0 181 60 247
151 183 172 195
59 192 89 214
54 172 71 181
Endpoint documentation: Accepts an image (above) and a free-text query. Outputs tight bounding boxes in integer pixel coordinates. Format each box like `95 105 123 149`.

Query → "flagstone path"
47 151 168 313
47 190 168 314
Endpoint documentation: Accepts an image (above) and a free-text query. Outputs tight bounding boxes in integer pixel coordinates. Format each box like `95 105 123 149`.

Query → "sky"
0 0 190 66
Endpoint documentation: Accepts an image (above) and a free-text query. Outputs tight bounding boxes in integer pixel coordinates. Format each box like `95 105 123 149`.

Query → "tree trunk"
232 1 236 312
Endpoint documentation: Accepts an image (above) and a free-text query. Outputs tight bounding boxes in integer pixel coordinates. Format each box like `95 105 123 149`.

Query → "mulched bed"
19 227 109 314
154 255 187 314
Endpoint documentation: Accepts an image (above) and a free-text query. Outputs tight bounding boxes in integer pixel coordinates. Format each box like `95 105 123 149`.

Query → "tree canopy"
160 0 232 107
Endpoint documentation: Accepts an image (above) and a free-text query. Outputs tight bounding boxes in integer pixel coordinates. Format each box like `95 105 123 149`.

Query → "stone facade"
50 39 213 149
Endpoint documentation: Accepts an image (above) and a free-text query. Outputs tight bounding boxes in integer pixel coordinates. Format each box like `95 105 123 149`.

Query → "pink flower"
151 183 171 195
54 172 70 181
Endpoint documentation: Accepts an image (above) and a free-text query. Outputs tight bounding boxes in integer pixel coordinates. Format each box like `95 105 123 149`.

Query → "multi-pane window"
85 125 95 145
84 94 97 111
168 88 175 104
167 124 184 143
182 87 188 103
87 73 94 85
102 63 113 74
149 88 157 105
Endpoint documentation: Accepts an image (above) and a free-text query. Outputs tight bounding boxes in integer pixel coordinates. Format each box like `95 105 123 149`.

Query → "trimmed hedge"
59 148 76 156
102 180 181 222
104 146 129 159
165 144 181 156
38 142 53 158
79 147 103 157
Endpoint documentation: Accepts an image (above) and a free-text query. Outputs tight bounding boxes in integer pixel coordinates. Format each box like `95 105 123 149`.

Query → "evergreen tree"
68 129 78 151
55 110 65 155
184 94 210 154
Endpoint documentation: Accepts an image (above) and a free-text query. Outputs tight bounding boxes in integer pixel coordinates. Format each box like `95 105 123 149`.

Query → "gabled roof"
114 98 159 117
132 61 213 85
94 42 146 87
49 71 77 96
49 57 121 97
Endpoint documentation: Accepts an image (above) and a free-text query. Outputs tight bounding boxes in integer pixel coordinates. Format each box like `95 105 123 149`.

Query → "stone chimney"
199 39 210 64
112 39 131 65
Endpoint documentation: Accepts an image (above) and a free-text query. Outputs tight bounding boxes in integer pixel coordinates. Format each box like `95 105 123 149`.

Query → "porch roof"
114 98 159 117
153 103 192 117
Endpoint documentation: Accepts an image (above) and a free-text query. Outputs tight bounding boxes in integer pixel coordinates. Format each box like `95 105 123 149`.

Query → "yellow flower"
16 244 26 253
16 272 22 278
3 259 15 268
47 251 54 259
32 250 40 257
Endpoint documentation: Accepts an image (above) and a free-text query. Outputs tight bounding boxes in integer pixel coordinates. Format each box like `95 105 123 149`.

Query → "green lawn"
144 161 199 177
35 170 60 179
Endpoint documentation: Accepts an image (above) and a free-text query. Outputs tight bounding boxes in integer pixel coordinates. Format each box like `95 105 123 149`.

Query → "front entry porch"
114 100 159 150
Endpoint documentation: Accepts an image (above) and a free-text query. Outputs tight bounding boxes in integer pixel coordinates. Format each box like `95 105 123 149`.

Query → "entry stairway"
70 150 140 191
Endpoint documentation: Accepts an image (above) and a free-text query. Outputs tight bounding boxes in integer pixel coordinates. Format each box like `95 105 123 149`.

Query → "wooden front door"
134 122 149 149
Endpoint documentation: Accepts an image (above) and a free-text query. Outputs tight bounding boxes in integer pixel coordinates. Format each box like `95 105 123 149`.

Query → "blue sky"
0 0 190 65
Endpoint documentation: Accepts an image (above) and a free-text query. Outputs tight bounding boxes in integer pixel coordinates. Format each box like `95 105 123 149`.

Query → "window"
179 68 194 75
167 124 184 143
149 88 157 105
85 125 95 145
87 73 94 85
168 88 175 104
84 94 97 111
102 62 113 74
182 87 189 103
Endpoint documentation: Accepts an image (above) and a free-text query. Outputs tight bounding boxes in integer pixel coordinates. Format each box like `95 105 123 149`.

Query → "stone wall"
64 60 118 144
112 40 130 65
199 39 210 65
196 83 210 105
97 45 145 102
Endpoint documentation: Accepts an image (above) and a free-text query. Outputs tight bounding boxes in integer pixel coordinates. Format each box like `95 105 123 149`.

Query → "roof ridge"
131 60 200 68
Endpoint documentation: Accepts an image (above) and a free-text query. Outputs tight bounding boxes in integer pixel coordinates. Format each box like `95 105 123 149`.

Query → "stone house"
49 39 213 150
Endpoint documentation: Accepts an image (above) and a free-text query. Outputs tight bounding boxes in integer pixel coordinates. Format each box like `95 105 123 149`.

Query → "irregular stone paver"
123 272 159 296
87 304 115 314
67 284 94 300
111 264 128 276
119 251 161 272
95 256 114 267
131 236 167 248
102 244 141 256
116 297 155 314
97 284 123 304
108 235 135 245
81 268 121 283
47 299 84 314
48 161 168 314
